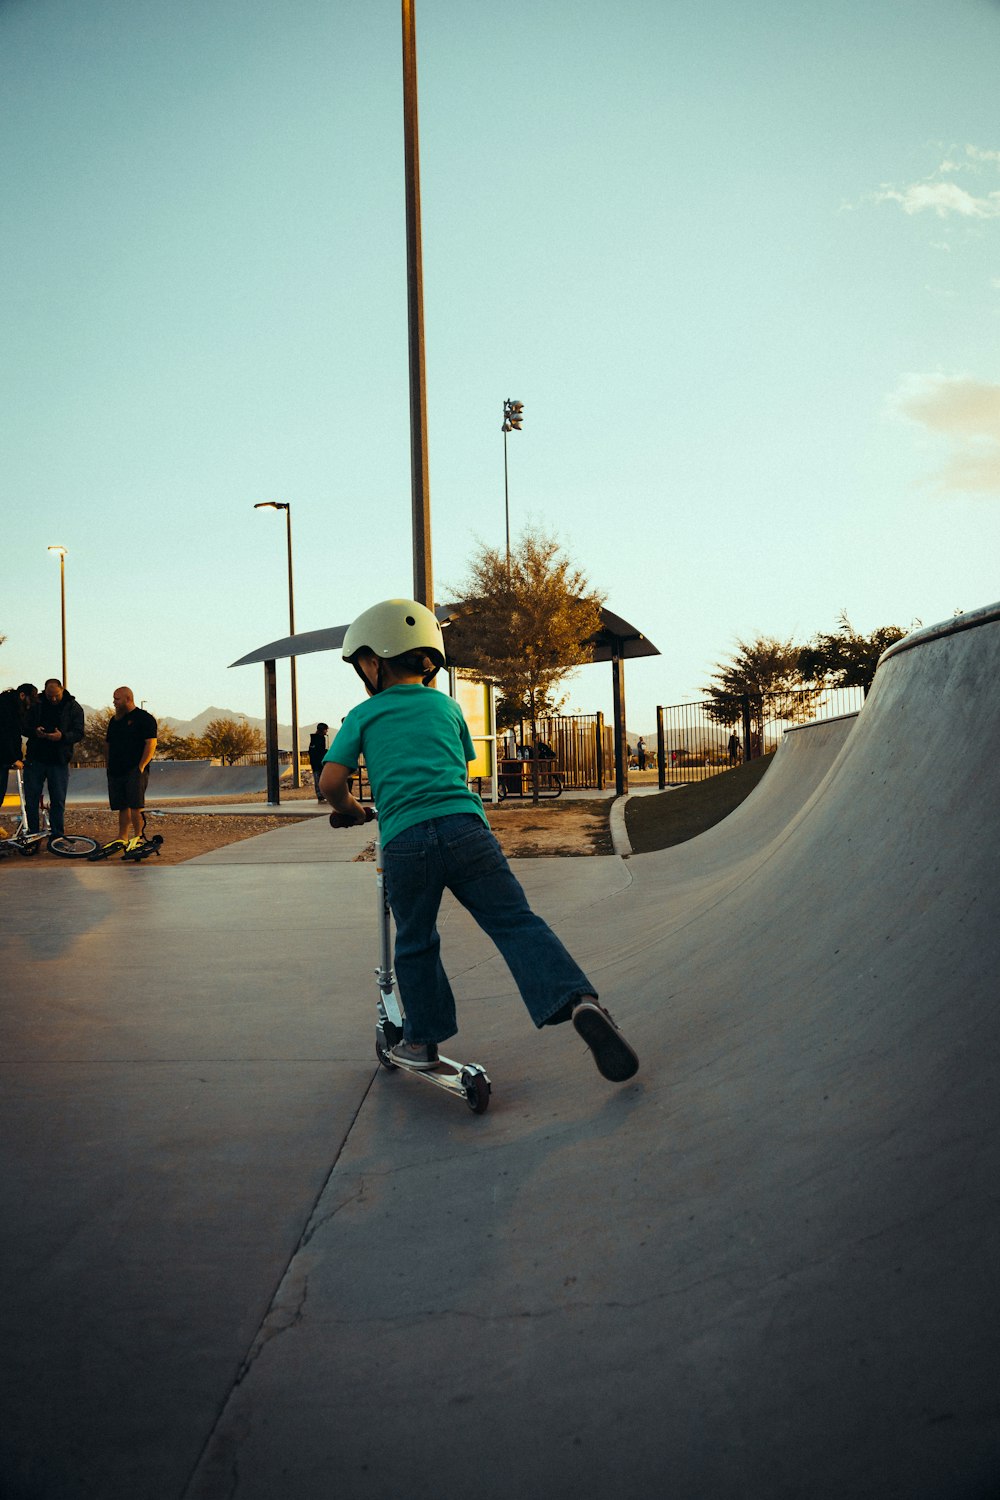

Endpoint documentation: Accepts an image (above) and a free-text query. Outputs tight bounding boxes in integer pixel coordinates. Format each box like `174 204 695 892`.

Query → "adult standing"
308 722 329 802
106 687 158 844
0 683 38 808
23 678 84 839
636 736 647 771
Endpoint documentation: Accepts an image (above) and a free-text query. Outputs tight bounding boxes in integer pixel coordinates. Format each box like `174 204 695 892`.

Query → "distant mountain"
164 705 302 748
84 703 653 754
81 703 304 749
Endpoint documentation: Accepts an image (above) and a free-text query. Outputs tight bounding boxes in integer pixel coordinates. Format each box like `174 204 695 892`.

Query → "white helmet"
342 598 446 692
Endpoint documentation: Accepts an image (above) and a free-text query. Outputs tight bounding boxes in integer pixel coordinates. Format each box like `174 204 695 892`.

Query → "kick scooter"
337 810 491 1114
0 769 98 858
88 809 164 862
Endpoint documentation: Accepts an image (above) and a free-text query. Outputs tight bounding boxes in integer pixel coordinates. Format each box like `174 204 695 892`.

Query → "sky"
3 0 999 739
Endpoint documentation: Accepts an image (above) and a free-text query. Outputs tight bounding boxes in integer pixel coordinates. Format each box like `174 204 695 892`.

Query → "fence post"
741 693 753 762
595 712 605 790
656 707 666 789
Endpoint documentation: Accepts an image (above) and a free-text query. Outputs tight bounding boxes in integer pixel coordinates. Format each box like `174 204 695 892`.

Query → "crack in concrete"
180 1069 380 1499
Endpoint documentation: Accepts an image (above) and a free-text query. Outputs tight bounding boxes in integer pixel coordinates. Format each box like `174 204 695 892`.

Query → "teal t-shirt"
325 684 489 848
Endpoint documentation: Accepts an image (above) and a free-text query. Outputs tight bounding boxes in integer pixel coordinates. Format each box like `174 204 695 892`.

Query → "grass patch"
625 756 774 853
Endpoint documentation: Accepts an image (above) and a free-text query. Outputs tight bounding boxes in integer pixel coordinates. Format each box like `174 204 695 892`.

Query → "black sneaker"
571 999 639 1082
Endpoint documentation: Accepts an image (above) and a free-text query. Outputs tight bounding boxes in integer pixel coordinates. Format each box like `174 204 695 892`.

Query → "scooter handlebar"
328 806 375 829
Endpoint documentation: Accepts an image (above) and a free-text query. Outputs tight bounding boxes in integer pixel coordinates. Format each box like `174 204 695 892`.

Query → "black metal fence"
656 685 864 787
501 713 611 790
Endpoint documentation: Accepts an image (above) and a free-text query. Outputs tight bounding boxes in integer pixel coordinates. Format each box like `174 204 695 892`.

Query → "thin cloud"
875 181 1000 218
870 144 1000 219
892 374 1000 496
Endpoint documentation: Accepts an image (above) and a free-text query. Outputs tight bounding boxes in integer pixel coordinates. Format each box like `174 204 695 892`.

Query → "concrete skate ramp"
65 760 289 802
4 609 999 1500
186 605 1000 1500
632 708 858 884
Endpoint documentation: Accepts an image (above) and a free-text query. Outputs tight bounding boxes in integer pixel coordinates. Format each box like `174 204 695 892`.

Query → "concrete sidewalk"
2 605 999 1500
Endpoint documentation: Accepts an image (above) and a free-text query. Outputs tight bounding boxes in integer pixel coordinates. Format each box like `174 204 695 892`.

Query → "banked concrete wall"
64 761 292 802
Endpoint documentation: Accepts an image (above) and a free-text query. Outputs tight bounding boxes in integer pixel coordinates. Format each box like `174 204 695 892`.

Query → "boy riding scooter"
319 598 639 1084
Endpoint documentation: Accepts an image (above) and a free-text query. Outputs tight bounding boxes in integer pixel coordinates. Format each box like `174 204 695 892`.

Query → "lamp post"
253 503 300 788
401 0 433 607
501 399 524 567
47 545 67 686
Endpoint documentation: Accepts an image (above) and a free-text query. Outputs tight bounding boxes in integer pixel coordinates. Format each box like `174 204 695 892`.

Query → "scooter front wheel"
376 1029 397 1070
48 834 99 858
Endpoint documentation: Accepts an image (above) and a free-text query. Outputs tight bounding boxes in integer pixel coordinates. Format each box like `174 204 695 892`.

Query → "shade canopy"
230 604 658 670
230 603 659 802
586 606 659 663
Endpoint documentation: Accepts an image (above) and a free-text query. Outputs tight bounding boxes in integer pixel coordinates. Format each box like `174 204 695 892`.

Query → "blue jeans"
382 813 596 1045
23 761 69 837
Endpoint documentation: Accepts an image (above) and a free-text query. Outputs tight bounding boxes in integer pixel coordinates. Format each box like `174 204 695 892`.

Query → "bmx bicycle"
0 769 98 859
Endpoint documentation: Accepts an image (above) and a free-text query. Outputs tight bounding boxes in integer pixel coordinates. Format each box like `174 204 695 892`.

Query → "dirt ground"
0 792 613 868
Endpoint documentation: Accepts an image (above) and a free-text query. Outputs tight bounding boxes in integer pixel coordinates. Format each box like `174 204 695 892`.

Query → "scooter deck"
376 1026 491 1114
391 1051 469 1080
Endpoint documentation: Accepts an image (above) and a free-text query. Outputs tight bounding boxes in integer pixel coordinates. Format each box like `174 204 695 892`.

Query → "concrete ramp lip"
878 598 1000 666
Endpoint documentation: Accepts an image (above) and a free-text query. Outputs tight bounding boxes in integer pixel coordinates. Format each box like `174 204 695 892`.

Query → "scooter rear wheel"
461 1069 491 1115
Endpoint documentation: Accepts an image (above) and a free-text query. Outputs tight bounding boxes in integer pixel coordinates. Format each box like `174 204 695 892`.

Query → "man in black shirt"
24 678 84 838
106 687 158 845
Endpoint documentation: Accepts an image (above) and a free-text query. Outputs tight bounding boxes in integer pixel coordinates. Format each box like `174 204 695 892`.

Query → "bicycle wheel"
48 833 100 858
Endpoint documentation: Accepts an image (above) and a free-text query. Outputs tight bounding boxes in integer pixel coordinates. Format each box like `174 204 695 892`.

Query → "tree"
702 636 821 740
77 707 114 764
797 612 908 697
447 529 605 801
155 722 210 760
200 717 265 765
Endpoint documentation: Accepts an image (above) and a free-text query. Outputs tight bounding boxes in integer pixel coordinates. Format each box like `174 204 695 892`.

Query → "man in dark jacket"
308 722 329 802
24 678 85 838
0 683 38 808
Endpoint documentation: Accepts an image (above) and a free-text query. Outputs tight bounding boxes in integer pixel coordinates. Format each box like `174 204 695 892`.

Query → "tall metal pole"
58 550 67 687
500 400 523 572
48 546 68 685
503 429 510 568
284 506 300 788
401 0 433 608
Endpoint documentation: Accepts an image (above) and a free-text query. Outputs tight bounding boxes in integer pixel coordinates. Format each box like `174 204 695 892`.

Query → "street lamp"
501 399 524 567
253 503 300 788
47 545 67 686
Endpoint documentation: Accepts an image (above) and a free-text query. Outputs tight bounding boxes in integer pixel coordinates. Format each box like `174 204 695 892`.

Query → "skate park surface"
2 605 998 1500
